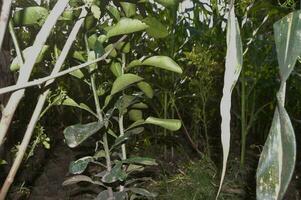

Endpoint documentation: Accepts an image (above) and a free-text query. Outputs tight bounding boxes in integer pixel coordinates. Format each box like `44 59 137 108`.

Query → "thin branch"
0 35 127 95
0 0 69 150
0 0 12 50
0 8 87 199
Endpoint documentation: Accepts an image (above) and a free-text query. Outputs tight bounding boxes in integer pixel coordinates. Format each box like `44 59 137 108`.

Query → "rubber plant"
55 1 183 199
256 10 300 200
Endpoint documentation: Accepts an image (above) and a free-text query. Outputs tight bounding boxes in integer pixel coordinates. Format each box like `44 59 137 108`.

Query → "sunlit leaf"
10 45 49 71
137 82 154 98
217 3 243 197
106 18 148 38
106 5 120 21
13 6 49 26
120 2 136 17
111 74 144 95
64 121 103 148
128 56 182 74
143 17 168 38
110 62 122 77
145 117 181 131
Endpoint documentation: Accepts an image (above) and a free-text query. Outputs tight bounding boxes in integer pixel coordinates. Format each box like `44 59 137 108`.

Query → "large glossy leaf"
106 18 148 38
217 3 243 197
274 10 301 81
145 117 181 131
64 121 103 148
111 74 144 95
95 190 127 200
143 17 169 38
13 6 49 26
69 156 94 174
10 45 49 71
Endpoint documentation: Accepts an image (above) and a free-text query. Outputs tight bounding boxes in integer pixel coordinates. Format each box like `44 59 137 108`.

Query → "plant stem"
84 33 114 198
163 91 168 159
119 53 127 192
240 70 246 168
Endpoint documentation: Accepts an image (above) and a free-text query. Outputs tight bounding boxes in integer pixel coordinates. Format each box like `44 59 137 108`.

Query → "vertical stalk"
84 34 113 198
163 91 168 159
201 95 210 157
119 53 127 192
240 70 246 168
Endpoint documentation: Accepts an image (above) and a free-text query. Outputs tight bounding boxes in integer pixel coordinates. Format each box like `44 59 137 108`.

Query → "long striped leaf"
217 2 243 198
256 10 300 200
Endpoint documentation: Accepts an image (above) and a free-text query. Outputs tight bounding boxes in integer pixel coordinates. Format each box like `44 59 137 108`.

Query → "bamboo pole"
0 0 12 50
0 8 87 199
0 0 69 147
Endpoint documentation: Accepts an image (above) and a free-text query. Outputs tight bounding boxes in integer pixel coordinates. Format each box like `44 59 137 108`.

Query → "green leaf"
62 175 94 186
104 44 117 57
64 121 103 148
154 0 178 7
256 102 296 199
106 5 120 22
58 96 97 117
137 81 154 98
129 109 143 121
123 157 157 166
107 18 148 38
102 162 127 183
129 56 182 73
91 5 101 19
10 45 49 71
143 17 168 38
274 10 301 81
217 4 243 198
128 60 143 68
116 95 136 114
129 188 157 198
145 117 181 131
13 6 49 26
120 2 136 17
126 120 145 131
69 156 94 174
111 74 144 95
88 51 97 71
131 102 148 109
110 62 122 77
